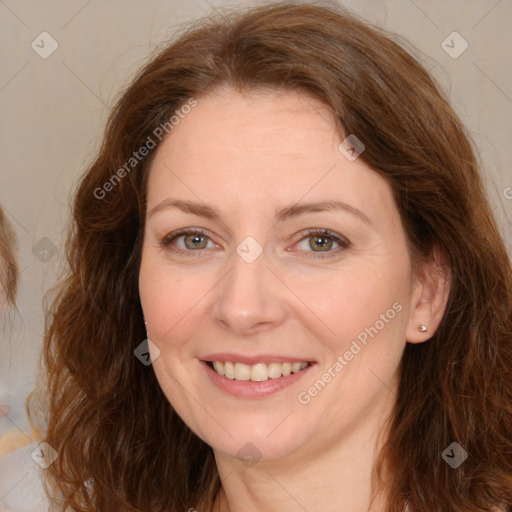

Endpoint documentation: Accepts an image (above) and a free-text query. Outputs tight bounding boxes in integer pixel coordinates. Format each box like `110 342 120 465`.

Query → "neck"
212 385 396 512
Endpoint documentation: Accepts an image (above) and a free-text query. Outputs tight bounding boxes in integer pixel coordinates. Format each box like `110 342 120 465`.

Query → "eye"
160 228 350 259
161 228 217 253
294 229 350 258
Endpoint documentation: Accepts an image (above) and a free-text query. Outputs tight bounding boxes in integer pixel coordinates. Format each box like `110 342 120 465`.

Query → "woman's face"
139 88 419 464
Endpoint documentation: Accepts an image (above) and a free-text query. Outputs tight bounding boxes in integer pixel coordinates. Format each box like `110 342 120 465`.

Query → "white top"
0 442 57 512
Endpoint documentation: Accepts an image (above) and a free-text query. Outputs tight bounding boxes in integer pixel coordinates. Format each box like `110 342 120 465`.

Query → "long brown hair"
0 206 18 308
30 2 512 510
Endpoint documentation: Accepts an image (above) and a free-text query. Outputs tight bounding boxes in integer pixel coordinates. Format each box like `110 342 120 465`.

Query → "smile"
209 361 309 381
201 354 316 398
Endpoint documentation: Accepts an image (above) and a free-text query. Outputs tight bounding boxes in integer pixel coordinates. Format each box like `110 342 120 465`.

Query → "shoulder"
0 441 59 512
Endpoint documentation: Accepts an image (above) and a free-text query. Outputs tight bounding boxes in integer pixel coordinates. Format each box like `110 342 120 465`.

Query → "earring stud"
419 324 427 333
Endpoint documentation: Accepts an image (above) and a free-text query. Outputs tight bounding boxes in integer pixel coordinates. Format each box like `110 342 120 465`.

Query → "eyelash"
161 228 351 259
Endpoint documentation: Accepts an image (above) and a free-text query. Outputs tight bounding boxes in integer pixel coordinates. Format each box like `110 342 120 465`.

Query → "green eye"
295 229 351 258
162 229 214 253
162 227 350 260
183 233 209 250
308 235 335 252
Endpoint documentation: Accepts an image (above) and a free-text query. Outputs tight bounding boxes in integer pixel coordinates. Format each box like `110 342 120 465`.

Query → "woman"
4 1 512 511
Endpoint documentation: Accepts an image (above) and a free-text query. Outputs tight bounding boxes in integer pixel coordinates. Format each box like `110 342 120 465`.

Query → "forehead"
146 88 396 225
159 88 341 168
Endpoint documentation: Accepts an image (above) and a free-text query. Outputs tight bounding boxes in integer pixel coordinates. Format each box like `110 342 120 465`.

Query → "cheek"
138 255 214 346
292 261 409 351
296 270 409 416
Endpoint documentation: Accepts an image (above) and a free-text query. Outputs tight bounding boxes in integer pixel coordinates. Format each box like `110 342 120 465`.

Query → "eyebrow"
148 198 371 225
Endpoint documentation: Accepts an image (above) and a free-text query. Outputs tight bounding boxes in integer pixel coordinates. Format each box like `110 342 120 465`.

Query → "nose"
211 245 288 336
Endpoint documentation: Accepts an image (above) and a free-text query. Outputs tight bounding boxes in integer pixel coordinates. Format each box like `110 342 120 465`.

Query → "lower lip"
201 360 315 399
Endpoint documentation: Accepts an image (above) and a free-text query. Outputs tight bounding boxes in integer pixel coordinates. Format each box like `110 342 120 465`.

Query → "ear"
406 248 451 343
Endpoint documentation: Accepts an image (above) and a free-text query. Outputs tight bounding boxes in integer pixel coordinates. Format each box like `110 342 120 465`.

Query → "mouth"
205 360 311 382
200 352 316 398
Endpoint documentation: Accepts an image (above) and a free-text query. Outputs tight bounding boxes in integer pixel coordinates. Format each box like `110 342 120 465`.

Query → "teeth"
211 361 308 381
213 361 224 376
268 362 282 379
234 363 251 381
251 363 268 382
291 362 302 373
224 361 235 379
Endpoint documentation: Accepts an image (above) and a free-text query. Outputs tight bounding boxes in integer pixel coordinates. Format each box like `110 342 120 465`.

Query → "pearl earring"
419 324 427 333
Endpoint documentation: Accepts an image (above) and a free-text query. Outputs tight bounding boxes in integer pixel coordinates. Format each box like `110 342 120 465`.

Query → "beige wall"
1 0 511 439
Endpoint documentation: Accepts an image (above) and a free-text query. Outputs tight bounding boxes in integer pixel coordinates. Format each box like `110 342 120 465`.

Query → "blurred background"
0 0 511 447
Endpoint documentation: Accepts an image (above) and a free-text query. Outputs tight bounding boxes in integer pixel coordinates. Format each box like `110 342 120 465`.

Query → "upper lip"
201 353 315 365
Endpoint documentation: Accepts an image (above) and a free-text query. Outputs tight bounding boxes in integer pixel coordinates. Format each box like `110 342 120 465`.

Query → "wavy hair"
30 2 512 511
0 206 18 308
